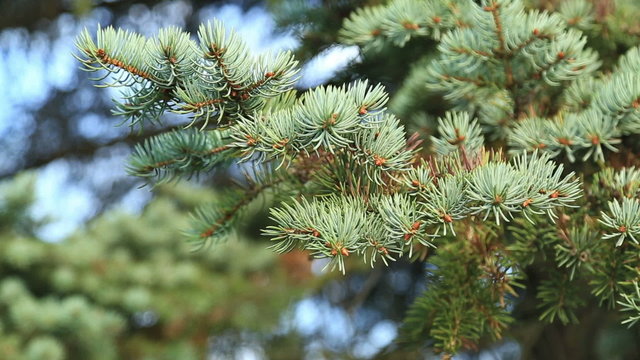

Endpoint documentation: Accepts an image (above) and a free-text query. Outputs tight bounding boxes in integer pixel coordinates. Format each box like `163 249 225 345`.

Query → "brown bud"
402 22 420 30
557 137 573 146
373 155 386 166
245 135 257 146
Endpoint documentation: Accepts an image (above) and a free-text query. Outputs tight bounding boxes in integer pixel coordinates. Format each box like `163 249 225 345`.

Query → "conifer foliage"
76 0 640 356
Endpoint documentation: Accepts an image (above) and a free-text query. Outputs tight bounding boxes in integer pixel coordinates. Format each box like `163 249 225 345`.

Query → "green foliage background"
0 175 318 359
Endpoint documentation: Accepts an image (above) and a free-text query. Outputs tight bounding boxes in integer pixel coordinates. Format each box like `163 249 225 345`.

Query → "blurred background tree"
0 175 319 359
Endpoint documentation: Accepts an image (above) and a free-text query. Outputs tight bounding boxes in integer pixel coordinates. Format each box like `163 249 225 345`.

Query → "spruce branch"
558 0 596 31
75 26 157 84
536 276 585 325
600 197 640 246
75 22 299 128
187 168 286 248
618 281 640 327
401 241 515 355
265 196 373 274
466 162 528 225
554 225 597 281
353 114 415 184
419 173 469 236
75 26 198 127
594 72 640 135
592 167 640 201
431 111 484 156
127 129 232 184
339 0 461 51
229 79 396 170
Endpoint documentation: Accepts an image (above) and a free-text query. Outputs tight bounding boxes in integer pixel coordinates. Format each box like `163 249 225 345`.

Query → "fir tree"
75 0 640 357
0 175 316 360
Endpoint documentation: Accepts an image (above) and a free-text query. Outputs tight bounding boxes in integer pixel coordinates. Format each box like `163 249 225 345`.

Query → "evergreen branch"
76 23 298 129
554 224 597 280
401 241 514 355
615 46 640 74
536 276 585 324
592 167 640 201
180 97 225 112
189 173 285 247
482 1 515 87
127 129 233 184
594 72 640 135
590 251 625 309
230 80 391 161
74 6 640 356
198 20 253 91
618 281 640 327
339 0 466 51
75 26 171 127
558 0 596 31
482 1 507 55
526 28 600 87
352 114 415 184
265 196 374 274
195 20 299 115
562 76 599 112
75 26 155 85
431 111 484 156
93 48 153 80
600 197 640 246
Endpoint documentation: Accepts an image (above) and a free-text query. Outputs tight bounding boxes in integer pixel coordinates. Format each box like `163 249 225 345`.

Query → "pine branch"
188 169 287 248
127 129 233 184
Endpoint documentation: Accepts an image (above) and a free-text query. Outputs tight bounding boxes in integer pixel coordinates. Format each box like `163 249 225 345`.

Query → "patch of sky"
298 45 361 88
31 161 96 242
